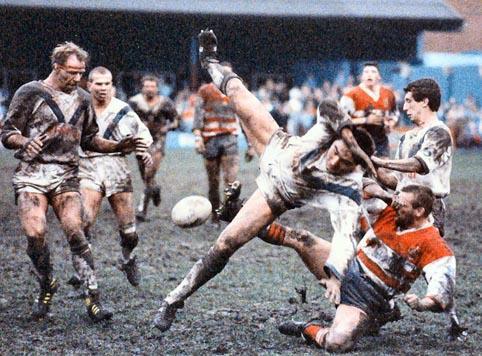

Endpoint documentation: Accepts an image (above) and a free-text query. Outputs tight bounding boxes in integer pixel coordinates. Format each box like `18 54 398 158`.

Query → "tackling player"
277 185 456 352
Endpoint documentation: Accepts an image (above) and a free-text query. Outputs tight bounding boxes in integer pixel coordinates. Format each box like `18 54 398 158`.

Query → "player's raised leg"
198 29 279 156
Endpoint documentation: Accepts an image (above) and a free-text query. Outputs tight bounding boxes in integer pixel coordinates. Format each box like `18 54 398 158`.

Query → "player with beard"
128 75 179 221
76 66 153 287
152 29 378 332
277 185 456 352
0 42 142 322
340 62 399 157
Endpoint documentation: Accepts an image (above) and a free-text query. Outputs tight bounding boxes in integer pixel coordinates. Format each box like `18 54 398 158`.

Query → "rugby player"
78 66 153 287
277 185 456 352
128 75 179 221
370 78 464 339
152 29 377 331
0 42 142 321
193 67 241 224
340 62 399 157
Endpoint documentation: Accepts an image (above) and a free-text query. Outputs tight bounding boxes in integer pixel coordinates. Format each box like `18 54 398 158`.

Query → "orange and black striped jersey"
357 206 455 310
193 83 239 140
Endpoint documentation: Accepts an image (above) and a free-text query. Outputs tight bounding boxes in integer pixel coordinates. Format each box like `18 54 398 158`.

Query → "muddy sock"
71 241 98 291
258 223 286 246
304 324 327 346
26 237 53 285
165 247 230 305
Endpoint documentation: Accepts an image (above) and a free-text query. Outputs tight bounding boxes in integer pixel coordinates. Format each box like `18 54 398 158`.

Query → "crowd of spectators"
171 76 482 149
0 74 480 149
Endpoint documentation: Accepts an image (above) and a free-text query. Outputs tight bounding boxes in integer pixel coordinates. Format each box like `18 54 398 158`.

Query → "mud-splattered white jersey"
395 120 452 197
81 97 152 157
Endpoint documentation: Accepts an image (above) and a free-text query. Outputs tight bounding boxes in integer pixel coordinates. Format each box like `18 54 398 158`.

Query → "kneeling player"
276 185 456 352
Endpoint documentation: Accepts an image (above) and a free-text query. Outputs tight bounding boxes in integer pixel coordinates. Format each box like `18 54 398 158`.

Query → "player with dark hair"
371 78 451 236
129 75 179 221
340 62 399 157
0 42 142 322
152 29 378 332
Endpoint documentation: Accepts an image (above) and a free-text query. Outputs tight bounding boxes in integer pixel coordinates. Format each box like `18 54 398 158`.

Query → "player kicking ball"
152 29 377 332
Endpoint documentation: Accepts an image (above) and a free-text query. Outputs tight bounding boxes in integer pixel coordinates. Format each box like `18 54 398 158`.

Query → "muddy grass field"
0 148 480 355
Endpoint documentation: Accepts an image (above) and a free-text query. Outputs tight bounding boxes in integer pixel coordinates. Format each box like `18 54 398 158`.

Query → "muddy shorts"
79 155 132 197
340 259 392 318
12 161 79 202
203 134 238 160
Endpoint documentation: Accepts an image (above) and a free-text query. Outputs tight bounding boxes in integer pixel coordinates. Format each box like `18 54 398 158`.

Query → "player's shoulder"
110 96 130 110
76 86 92 103
424 121 452 140
343 86 361 97
128 93 144 105
14 81 44 96
380 85 396 98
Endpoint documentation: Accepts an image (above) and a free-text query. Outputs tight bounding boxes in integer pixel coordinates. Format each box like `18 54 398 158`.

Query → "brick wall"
424 0 482 52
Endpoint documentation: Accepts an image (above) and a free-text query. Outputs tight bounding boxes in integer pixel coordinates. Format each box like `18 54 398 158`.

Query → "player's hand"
195 138 205 154
404 294 421 311
137 151 153 166
366 113 384 126
117 135 144 154
23 133 48 159
245 145 255 162
320 275 341 305
370 155 386 168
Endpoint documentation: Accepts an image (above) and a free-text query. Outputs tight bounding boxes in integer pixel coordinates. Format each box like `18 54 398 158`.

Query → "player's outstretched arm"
371 155 425 174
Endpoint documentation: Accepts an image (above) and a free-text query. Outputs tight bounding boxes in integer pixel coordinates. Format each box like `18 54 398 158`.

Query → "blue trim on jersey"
303 174 362 205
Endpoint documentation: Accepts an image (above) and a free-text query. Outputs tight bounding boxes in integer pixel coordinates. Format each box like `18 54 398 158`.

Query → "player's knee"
119 223 138 251
215 231 240 255
325 329 355 353
23 218 47 238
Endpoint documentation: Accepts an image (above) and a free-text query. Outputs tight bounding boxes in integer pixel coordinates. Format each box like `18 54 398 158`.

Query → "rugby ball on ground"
171 195 212 228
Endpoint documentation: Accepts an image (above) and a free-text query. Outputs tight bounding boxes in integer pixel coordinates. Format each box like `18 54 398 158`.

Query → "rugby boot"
198 29 242 94
67 274 82 290
118 256 140 287
152 186 161 207
198 28 218 68
84 290 113 323
152 300 184 332
278 320 323 346
216 181 244 222
32 277 59 320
